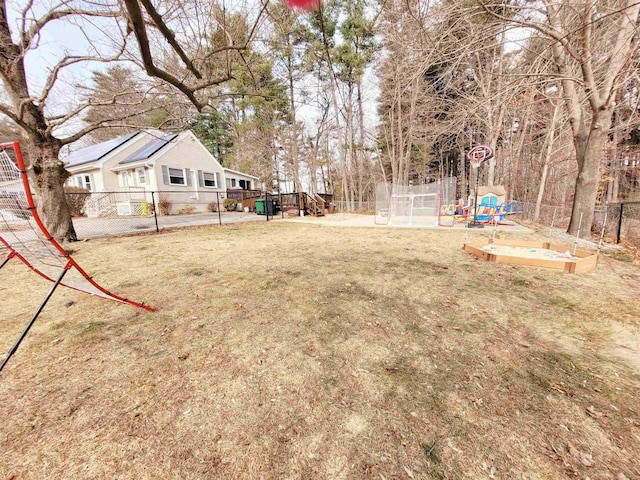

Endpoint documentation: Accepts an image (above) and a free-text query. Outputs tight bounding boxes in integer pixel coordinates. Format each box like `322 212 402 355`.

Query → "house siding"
66 168 103 192
150 132 226 213
100 133 157 190
224 169 259 190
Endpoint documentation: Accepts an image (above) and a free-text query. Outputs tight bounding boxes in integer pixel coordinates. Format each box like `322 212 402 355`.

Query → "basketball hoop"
467 144 493 169
466 144 493 230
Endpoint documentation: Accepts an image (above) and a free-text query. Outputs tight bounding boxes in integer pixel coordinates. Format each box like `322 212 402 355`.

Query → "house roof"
63 132 141 167
473 185 506 197
118 133 179 165
223 167 259 180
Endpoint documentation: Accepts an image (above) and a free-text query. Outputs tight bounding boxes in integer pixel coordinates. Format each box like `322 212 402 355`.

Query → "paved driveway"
72 211 269 240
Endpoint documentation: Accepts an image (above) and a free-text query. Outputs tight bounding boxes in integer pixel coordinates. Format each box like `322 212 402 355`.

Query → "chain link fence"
597 202 640 246
65 190 275 240
516 200 640 248
333 200 377 213
64 189 640 247
515 202 572 229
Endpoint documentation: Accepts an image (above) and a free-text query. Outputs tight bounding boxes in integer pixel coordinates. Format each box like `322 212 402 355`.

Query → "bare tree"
533 88 564 220
0 0 267 241
481 0 640 236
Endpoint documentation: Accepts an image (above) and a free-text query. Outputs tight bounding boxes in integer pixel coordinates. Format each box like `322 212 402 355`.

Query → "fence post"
616 202 624 244
280 192 284 218
151 191 159 233
266 191 270 222
217 192 222 225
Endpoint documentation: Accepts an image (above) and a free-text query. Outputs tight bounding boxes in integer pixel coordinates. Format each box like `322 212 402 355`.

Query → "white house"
63 130 259 216
224 167 259 191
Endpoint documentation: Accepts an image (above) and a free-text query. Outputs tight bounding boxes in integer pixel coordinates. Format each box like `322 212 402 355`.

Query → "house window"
231 178 236 187
169 168 185 185
74 174 92 191
137 168 146 185
119 171 130 187
203 172 216 187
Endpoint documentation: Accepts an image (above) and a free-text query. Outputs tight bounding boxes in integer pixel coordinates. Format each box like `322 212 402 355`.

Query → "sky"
2 0 385 175
4 0 131 142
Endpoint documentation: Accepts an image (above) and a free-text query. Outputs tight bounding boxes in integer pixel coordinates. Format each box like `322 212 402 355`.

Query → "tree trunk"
606 121 618 203
356 80 366 205
318 7 349 207
308 137 319 195
285 38 302 194
534 162 550 222
509 105 531 200
346 81 356 209
568 120 609 237
534 96 561 221
29 140 77 242
469 164 477 199
459 147 467 199
487 157 496 187
612 152 620 201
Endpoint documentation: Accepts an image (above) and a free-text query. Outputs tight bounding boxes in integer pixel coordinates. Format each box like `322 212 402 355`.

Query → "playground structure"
0 141 154 372
440 185 520 226
375 178 519 228
463 238 598 274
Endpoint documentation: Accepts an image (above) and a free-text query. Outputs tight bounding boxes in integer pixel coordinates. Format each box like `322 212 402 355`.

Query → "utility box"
256 198 277 215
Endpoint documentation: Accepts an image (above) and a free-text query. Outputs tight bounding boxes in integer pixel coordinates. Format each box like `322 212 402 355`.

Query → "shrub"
223 198 237 211
141 202 155 216
64 186 91 217
158 197 172 215
178 204 197 215
208 201 218 212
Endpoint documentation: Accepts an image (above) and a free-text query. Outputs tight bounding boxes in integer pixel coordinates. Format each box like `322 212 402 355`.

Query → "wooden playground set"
437 185 520 227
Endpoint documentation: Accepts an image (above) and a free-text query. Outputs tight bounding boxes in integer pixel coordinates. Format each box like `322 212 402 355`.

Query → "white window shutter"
197 170 204 187
161 165 169 185
185 168 192 186
215 172 221 188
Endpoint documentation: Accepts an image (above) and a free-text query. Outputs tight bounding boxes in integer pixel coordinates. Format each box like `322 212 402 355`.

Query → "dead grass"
1 221 639 479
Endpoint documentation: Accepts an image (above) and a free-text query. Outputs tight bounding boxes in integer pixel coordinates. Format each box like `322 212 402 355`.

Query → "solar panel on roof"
64 132 140 167
119 133 178 165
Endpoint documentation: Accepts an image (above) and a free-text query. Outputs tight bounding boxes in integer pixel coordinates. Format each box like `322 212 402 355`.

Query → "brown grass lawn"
1 220 639 479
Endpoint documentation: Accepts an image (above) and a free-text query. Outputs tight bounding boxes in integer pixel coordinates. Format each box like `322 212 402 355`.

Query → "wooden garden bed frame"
463 239 598 274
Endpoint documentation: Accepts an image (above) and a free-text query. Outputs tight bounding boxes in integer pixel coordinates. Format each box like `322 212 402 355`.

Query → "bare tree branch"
601 0 640 102
38 42 128 107
122 0 210 109
22 8 121 50
138 0 202 79
46 85 157 129
57 100 171 145
0 102 24 127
